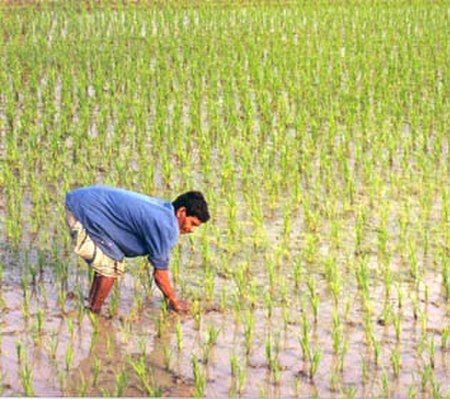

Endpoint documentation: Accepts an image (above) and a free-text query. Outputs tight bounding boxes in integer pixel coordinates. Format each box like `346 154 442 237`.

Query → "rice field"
0 0 449 397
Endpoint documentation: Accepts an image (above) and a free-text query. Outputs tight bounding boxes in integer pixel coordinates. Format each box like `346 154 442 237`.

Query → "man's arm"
153 269 189 313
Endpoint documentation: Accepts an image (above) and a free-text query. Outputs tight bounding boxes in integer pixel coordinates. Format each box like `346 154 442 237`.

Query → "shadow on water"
66 316 194 397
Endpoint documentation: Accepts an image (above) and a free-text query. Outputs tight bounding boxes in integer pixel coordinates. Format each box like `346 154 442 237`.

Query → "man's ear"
176 206 187 219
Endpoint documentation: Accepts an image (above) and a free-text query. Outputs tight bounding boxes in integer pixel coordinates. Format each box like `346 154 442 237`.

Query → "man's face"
176 207 202 234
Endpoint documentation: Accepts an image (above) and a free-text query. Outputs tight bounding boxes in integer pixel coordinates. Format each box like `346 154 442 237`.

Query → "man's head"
172 191 210 234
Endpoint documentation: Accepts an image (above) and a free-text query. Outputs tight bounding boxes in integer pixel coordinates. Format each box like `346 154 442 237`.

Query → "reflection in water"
66 315 193 397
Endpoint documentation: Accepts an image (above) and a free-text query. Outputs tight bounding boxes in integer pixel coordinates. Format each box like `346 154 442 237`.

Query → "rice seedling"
381 369 391 398
337 338 349 374
237 364 247 395
342 385 357 399
229 351 247 395
263 291 273 319
281 304 290 331
58 369 66 394
420 309 428 340
242 310 255 356
332 309 342 354
19 361 35 397
67 317 75 341
390 347 401 378
238 275 254 308
392 311 402 342
361 357 369 386
396 283 404 309
65 342 75 371
16 341 24 365
162 344 173 372
191 300 203 331
431 382 443 399
306 277 320 323
109 285 120 317
230 352 239 378
428 336 436 370
129 355 158 396
0 371 4 396
175 318 184 351
0 261 4 288
299 315 311 362
234 262 248 298
77 371 88 397
91 358 101 388
32 309 44 343
309 347 322 380
407 385 418 399
16 343 34 397
191 356 206 397
155 314 165 339
20 286 31 321
114 369 128 397
88 312 100 354
421 363 435 393
106 335 114 361
203 264 216 303
441 327 449 350
330 368 340 393
371 334 381 367
206 324 220 347
292 257 303 290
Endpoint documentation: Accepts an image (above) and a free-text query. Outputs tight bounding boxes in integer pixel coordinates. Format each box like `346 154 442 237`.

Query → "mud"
0 244 448 397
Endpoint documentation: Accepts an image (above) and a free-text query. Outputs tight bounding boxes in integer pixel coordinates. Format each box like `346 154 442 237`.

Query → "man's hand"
153 268 189 313
170 299 190 314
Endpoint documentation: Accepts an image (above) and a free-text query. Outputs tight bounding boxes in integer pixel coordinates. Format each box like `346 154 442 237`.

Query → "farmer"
65 186 210 314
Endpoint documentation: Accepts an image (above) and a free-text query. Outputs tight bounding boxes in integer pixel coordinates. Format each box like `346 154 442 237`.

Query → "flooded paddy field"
0 1 449 397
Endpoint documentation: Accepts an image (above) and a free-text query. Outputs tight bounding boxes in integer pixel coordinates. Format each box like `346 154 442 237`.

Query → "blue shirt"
65 186 179 269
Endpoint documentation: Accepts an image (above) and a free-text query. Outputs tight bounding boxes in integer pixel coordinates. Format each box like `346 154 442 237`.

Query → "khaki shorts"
66 209 125 278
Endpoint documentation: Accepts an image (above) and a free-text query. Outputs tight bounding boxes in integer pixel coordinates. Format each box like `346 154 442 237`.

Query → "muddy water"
65 319 193 397
0 186 448 397
0 243 448 398
0 248 193 396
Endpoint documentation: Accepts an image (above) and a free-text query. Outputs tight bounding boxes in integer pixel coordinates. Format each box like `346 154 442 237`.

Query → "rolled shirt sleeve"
148 254 170 270
143 216 178 270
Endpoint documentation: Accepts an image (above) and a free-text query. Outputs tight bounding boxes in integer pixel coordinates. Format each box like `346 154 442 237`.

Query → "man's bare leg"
88 274 116 314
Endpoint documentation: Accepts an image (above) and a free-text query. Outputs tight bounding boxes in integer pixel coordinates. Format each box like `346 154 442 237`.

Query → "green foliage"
0 1 448 397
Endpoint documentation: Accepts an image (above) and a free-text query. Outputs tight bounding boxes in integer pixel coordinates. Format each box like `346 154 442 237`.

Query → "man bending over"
65 186 210 314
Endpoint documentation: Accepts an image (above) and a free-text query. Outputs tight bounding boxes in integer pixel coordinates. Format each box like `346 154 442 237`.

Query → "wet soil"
0 244 448 397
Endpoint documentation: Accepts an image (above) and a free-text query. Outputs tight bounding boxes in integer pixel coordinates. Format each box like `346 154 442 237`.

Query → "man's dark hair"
172 191 210 223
